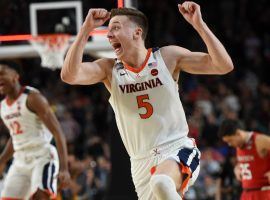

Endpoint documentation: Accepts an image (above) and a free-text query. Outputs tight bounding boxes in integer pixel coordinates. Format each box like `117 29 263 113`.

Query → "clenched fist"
178 1 204 30
83 9 110 31
58 169 71 188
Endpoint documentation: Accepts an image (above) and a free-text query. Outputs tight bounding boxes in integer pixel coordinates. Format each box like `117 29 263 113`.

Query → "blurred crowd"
1 0 270 199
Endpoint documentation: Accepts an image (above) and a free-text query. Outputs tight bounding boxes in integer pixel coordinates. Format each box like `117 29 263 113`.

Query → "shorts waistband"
15 143 49 152
130 137 196 161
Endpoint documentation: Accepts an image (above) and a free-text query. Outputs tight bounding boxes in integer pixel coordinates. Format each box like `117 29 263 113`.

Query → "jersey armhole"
25 90 40 114
155 49 179 85
108 62 117 104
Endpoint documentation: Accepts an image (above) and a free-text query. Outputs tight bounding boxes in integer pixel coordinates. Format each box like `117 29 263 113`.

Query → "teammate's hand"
264 171 270 184
83 9 110 30
234 164 242 181
178 1 204 30
58 169 71 188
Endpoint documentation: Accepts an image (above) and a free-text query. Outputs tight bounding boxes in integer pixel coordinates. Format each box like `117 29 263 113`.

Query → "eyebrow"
111 21 121 25
109 21 121 29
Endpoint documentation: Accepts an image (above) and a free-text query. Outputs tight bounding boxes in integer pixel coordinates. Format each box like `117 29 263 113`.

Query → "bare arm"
0 138 14 165
255 134 270 183
215 178 222 200
27 91 70 187
234 163 242 181
0 138 13 176
61 9 113 85
167 2 233 75
256 134 270 152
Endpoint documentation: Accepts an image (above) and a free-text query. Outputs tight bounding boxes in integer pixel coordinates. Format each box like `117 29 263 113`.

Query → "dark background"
0 0 269 199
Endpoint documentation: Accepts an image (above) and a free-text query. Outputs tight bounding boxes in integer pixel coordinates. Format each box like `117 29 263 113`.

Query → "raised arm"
27 91 70 188
162 2 233 75
61 9 113 85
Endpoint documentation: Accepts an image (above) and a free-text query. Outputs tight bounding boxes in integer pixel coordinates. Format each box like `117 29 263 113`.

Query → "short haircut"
0 60 22 75
218 119 241 138
110 8 148 40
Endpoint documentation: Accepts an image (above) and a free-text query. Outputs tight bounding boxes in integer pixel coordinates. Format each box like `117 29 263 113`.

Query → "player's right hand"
84 9 110 30
0 163 6 177
58 169 71 188
178 1 204 30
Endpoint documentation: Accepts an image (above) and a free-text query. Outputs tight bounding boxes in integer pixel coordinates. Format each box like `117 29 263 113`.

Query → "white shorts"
1 144 59 199
130 137 200 200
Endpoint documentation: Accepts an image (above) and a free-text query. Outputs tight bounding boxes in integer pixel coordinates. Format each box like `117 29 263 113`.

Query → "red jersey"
237 132 270 189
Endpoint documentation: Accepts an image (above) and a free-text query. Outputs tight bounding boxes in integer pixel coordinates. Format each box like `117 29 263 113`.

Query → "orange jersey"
237 132 270 189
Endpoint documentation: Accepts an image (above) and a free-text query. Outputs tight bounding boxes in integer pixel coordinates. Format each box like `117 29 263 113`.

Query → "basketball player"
219 119 270 200
61 2 233 199
0 61 70 200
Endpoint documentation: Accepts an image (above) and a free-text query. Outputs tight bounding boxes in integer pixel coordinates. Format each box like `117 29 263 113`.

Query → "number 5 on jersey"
136 94 153 119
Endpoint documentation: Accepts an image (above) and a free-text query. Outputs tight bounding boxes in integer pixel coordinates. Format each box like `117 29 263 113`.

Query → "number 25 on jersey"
240 163 252 180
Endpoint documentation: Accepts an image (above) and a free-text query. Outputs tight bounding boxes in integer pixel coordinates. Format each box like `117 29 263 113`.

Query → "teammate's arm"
255 134 270 183
234 163 242 181
27 91 70 187
61 9 113 85
0 138 14 175
256 134 270 152
163 2 233 75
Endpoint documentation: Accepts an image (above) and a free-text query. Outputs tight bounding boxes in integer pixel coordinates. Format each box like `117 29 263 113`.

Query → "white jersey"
0 86 52 151
109 48 189 158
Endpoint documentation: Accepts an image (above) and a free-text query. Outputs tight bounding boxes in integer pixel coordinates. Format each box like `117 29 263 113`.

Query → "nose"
107 30 113 40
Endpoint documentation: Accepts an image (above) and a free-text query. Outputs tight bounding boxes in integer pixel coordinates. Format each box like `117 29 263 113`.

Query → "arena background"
0 0 269 199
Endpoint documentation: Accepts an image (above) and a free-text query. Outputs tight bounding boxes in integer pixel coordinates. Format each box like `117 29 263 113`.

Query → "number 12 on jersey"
136 94 153 119
9 121 23 135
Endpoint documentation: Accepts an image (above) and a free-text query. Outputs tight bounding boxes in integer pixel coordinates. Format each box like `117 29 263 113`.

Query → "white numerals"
240 163 252 180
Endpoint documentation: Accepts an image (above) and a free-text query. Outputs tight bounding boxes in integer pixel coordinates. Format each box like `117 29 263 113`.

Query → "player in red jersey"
219 119 270 200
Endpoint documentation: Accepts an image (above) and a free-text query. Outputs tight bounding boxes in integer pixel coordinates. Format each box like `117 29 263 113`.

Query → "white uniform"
0 86 59 199
109 48 200 199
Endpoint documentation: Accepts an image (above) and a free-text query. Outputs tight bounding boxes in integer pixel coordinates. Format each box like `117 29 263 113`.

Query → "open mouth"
0 84 5 91
112 42 122 54
0 81 7 88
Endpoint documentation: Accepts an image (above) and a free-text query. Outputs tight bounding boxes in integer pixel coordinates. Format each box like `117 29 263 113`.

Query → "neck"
123 42 148 68
240 130 252 147
7 83 22 100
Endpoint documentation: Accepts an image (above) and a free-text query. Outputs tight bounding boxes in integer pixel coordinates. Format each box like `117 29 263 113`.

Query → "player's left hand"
178 1 204 30
58 169 71 188
264 171 270 183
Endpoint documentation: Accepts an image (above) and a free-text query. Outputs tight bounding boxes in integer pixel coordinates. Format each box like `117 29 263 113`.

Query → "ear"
235 129 241 136
12 73 20 82
133 27 143 40
221 137 225 142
